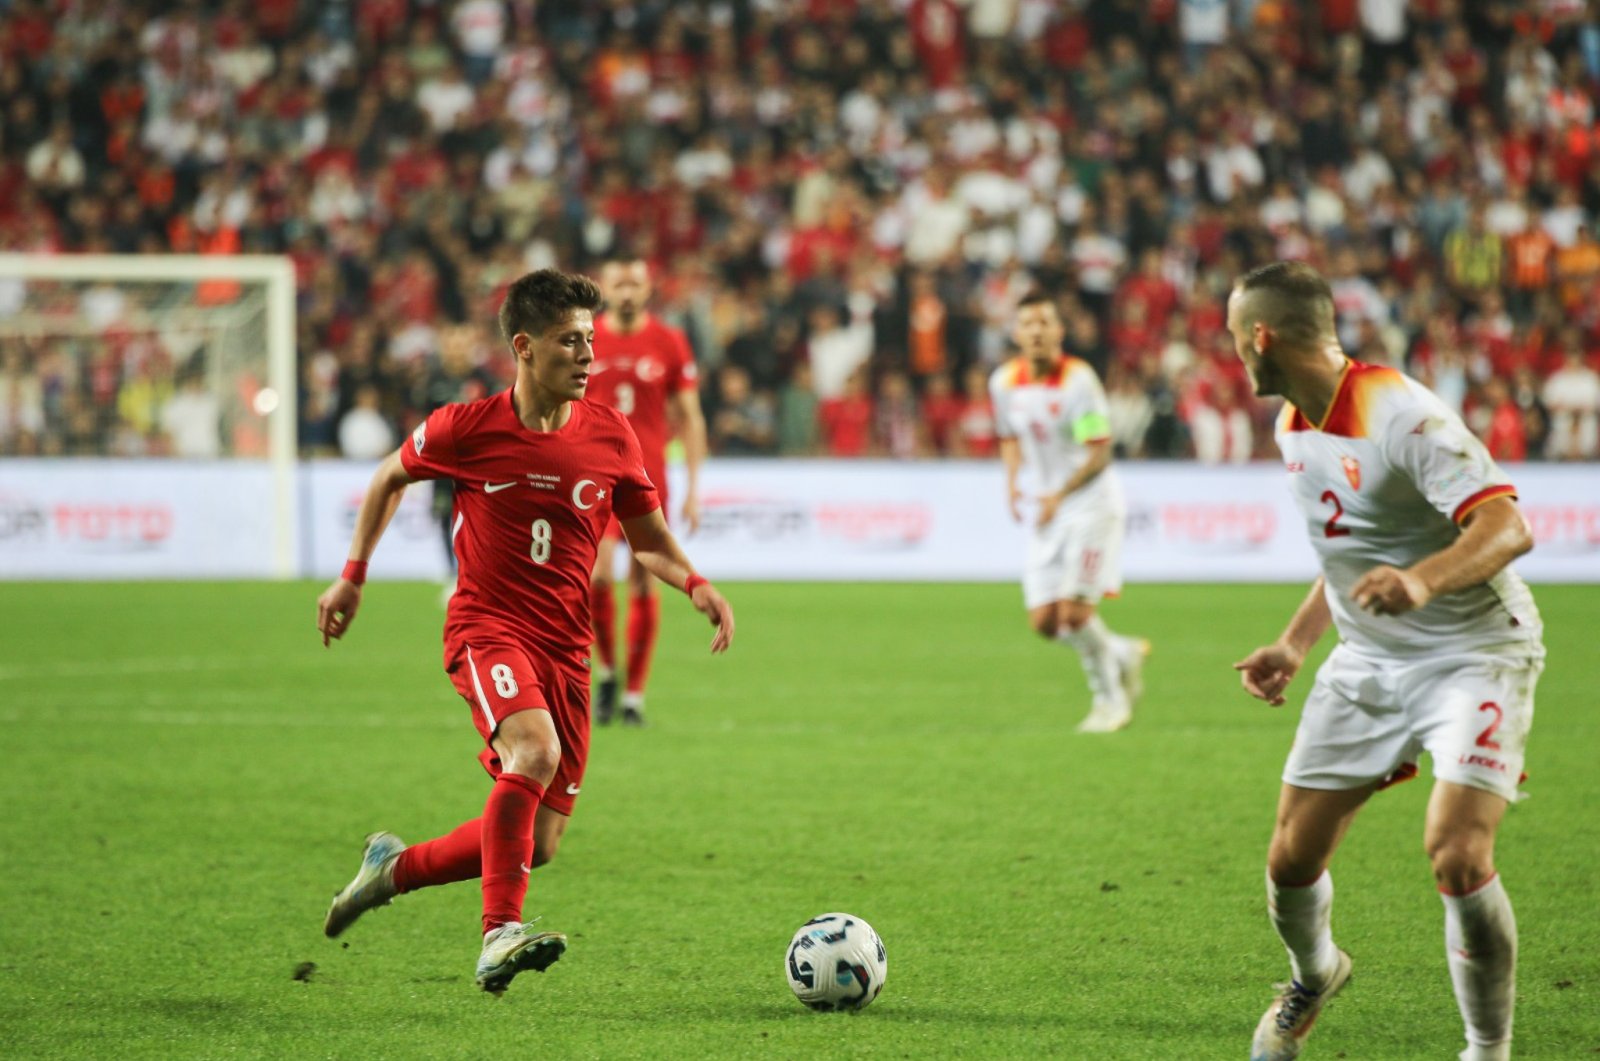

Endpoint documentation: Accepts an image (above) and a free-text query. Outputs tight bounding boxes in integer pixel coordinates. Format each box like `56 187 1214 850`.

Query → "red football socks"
625 592 660 695
480 772 544 934
392 818 482 893
591 581 616 671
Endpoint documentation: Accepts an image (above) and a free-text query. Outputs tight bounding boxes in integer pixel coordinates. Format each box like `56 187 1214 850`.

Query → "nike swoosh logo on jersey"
565 783 580 795
484 482 518 493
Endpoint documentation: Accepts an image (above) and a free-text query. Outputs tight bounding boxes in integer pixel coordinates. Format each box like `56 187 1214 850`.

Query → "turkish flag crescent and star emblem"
1341 455 1361 490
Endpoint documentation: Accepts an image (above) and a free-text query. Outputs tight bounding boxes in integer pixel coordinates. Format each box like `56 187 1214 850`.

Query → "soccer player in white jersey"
990 291 1148 733
1227 262 1544 1061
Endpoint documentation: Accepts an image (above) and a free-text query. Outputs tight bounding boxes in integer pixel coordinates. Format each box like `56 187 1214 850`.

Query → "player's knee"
1266 848 1324 887
530 841 559 869
499 735 561 785
1266 829 1327 885
1426 832 1495 894
1029 612 1058 638
1058 611 1091 633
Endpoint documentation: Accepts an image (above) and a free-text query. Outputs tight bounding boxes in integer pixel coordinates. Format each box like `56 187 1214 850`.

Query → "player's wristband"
683 573 708 596
342 560 368 586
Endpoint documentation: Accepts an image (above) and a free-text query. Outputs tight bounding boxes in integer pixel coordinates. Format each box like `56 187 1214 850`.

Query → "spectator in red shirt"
819 368 875 457
952 364 998 459
1481 377 1528 460
908 0 966 89
1117 249 1181 332
919 371 964 456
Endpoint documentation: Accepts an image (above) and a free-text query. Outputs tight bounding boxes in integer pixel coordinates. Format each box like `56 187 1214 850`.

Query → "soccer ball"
784 912 887 1012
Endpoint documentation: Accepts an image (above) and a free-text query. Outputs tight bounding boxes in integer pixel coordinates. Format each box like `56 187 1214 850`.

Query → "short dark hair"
1015 289 1057 311
498 269 604 342
1234 261 1336 351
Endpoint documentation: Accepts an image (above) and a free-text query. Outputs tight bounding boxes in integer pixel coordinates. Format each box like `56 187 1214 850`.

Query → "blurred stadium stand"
2 0 1599 464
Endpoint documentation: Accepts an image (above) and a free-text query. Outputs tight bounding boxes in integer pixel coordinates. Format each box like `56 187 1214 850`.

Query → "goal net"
0 254 297 577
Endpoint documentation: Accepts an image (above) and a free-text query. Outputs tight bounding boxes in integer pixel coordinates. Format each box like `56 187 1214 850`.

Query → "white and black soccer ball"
784 912 887 1012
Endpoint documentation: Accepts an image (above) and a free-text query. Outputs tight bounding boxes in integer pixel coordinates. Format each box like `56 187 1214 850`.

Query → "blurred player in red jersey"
315 269 734 995
585 258 708 726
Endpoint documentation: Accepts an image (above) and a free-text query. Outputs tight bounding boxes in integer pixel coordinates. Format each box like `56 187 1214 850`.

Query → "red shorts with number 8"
445 637 591 816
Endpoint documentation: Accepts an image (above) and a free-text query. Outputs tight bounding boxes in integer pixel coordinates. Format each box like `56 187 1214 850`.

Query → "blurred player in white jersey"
991 292 1148 733
1228 262 1544 1061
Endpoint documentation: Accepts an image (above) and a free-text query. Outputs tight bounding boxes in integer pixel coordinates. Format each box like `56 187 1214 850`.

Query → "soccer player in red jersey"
315 269 734 995
584 258 707 726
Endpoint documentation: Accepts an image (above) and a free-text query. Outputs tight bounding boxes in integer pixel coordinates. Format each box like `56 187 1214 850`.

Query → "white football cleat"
620 691 647 728
323 831 405 938
475 921 568 995
1075 696 1132 733
1251 949 1354 1061
1118 637 1151 705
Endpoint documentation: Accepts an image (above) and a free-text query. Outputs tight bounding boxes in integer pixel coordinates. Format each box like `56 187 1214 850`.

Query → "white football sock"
1058 618 1122 703
1443 875 1516 1058
1266 869 1341 991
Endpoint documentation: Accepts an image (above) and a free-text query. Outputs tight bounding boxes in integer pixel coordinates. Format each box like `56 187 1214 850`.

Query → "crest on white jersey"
1341 455 1361 490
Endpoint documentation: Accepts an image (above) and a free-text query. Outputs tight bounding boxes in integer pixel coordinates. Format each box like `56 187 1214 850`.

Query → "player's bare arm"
1234 575 1333 706
1036 437 1111 528
1352 496 1534 617
621 507 735 653
667 387 707 534
999 437 1025 522
316 448 417 646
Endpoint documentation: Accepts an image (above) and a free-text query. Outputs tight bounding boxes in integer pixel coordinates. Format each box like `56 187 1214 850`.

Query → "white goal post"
0 253 298 577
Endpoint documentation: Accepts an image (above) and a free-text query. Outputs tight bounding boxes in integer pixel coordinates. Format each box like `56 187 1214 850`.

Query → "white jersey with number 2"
1276 360 1541 658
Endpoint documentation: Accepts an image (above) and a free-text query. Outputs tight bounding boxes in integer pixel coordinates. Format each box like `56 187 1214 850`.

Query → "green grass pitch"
0 581 1595 1059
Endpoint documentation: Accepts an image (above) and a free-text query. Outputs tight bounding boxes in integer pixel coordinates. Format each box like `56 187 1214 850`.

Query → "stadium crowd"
2 0 1600 463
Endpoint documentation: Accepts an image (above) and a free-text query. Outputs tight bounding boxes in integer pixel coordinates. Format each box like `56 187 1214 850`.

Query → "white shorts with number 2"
1284 644 1544 802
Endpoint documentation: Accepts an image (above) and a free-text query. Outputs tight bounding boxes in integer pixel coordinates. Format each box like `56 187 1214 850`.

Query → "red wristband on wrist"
342 560 368 586
684 573 708 596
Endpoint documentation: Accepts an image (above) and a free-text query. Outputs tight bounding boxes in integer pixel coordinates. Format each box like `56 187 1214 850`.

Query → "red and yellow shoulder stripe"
1000 356 1079 389
1279 360 1406 438
1277 403 1312 433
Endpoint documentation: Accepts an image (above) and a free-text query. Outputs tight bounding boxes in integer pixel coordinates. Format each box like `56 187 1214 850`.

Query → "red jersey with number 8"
400 389 659 660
